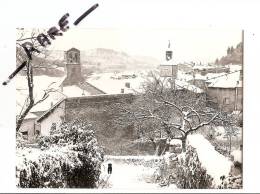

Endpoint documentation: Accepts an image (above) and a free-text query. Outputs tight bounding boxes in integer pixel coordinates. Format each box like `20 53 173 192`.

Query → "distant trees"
215 58 219 65
217 42 243 65
227 46 234 55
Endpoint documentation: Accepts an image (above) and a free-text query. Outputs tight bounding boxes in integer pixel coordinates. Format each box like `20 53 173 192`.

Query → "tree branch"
187 113 219 135
16 60 34 131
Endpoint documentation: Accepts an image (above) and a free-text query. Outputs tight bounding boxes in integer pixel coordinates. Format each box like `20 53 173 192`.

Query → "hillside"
16 47 65 77
16 48 159 77
215 42 243 65
80 48 159 76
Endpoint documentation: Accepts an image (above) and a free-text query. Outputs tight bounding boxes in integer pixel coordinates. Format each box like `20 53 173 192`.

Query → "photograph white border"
0 0 260 192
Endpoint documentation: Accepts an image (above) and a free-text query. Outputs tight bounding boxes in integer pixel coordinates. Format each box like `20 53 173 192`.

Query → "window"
35 130 40 137
224 97 230 105
21 131 28 140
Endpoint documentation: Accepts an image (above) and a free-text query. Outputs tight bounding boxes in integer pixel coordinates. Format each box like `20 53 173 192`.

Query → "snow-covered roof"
207 71 242 88
193 64 216 70
146 72 204 93
62 85 91 97
36 98 65 122
205 73 226 81
18 111 38 120
175 79 204 93
194 74 207 80
16 75 66 114
160 61 178 66
227 64 242 71
86 72 147 94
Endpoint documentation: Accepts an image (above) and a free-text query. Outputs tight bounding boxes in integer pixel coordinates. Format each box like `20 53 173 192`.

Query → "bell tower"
166 40 173 61
62 47 84 86
159 40 178 90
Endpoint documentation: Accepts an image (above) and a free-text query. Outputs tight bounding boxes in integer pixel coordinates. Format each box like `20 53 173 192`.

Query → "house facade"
206 70 243 112
207 86 242 112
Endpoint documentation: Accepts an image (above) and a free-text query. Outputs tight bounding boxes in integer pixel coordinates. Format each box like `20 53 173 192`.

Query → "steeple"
166 40 173 61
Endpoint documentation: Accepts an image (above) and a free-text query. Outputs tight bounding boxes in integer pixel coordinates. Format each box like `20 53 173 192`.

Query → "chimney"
125 82 130 88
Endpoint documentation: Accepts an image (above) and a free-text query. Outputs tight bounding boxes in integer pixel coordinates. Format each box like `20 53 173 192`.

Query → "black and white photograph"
15 27 243 190
1 0 260 193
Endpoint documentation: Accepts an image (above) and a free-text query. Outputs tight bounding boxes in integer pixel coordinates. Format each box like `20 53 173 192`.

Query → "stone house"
206 71 242 112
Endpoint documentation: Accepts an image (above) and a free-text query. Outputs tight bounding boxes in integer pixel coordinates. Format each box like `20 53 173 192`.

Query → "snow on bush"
218 175 242 189
231 149 242 163
175 146 214 189
187 134 232 186
16 119 104 188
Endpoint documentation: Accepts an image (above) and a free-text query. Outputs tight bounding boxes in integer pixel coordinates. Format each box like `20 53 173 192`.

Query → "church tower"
159 41 178 89
166 40 173 62
62 47 84 86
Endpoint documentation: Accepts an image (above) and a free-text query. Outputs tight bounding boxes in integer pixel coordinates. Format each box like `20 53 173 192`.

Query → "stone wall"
64 94 140 155
207 87 242 112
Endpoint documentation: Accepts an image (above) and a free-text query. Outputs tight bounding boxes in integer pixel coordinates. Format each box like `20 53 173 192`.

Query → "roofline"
66 93 135 101
82 81 106 94
207 86 242 89
36 93 135 123
67 47 80 52
36 98 65 122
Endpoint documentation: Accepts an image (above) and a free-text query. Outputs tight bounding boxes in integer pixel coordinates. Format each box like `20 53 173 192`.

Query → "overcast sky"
13 0 242 64
48 28 241 63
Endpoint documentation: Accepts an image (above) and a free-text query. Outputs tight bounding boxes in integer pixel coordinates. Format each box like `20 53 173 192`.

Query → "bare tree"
111 72 234 154
16 29 61 132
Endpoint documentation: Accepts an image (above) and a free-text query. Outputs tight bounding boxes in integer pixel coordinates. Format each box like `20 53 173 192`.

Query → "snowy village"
15 29 243 190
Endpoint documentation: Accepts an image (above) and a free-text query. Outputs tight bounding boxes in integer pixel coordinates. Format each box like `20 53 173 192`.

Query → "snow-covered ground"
99 156 177 191
187 134 232 186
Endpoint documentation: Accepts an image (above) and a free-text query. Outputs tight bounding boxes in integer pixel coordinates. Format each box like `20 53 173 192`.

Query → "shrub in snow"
218 174 242 189
17 119 104 188
231 149 242 163
175 146 214 189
